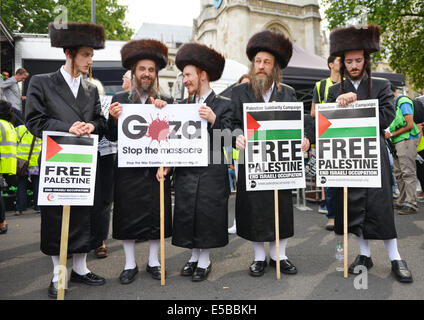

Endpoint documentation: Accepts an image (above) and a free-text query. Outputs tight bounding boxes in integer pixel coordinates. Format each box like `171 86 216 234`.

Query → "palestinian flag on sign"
318 108 377 139
46 135 94 163
246 110 303 141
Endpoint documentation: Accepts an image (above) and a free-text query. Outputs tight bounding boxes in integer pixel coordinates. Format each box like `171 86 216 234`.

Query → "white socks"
356 236 371 257
122 239 165 269
148 240 160 267
122 240 136 270
269 239 288 261
51 256 60 282
188 248 210 269
252 242 266 261
356 236 402 261
197 249 210 269
253 240 289 261
189 248 200 263
51 253 90 282
72 253 90 275
384 239 402 261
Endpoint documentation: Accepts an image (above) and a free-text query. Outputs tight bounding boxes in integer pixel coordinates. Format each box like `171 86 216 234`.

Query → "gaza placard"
316 99 381 188
38 131 99 206
118 104 208 167
244 102 305 191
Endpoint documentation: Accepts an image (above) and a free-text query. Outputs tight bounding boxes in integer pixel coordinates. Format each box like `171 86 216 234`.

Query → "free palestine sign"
316 99 381 188
38 131 99 206
243 102 305 191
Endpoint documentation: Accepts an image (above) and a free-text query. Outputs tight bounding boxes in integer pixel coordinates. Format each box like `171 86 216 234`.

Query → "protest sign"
38 131 98 206
316 99 381 188
118 104 208 167
243 102 305 191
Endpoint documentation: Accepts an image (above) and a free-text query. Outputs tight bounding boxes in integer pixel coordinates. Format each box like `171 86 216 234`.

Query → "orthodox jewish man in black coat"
326 24 413 283
25 22 107 298
106 39 173 285
232 30 314 277
172 43 233 282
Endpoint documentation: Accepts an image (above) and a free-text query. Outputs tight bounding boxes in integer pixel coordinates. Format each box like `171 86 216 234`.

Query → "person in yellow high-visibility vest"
0 100 17 234
385 86 420 215
15 124 42 215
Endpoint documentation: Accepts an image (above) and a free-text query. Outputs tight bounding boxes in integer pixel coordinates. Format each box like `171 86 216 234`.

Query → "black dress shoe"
70 270 106 286
181 261 198 276
0 224 7 235
348 255 373 274
119 266 138 284
391 260 413 283
269 259 298 274
146 264 165 280
249 260 267 277
48 281 67 298
192 263 212 282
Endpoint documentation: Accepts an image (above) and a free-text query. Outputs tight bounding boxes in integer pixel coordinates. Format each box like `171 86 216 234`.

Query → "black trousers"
0 197 5 223
16 174 39 211
90 154 116 247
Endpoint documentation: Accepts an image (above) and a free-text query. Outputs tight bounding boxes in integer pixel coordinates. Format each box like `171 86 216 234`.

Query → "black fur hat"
175 43 225 82
121 39 168 70
330 25 381 57
246 30 293 69
49 22 105 49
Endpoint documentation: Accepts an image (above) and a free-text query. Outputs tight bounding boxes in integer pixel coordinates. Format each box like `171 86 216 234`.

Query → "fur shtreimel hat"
330 24 381 57
49 22 105 49
175 43 225 82
246 30 292 69
121 39 168 70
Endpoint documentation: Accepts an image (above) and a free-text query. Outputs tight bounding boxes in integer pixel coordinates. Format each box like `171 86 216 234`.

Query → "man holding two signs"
326 25 413 283
25 22 107 298
232 30 313 277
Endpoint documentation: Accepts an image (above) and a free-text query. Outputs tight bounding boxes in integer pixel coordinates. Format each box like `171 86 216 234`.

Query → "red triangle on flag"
246 112 261 140
318 112 332 137
46 136 63 161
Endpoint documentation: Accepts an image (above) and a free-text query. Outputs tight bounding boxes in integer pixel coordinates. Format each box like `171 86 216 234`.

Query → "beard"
347 66 366 81
130 75 157 102
248 68 275 100
185 80 201 98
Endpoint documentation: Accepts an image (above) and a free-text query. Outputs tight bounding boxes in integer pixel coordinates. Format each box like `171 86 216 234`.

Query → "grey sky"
117 0 201 32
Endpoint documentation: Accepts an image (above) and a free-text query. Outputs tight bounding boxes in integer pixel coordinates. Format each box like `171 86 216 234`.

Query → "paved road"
1 194 423 301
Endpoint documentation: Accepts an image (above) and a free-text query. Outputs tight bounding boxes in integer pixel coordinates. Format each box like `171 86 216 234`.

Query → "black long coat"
232 82 314 242
326 75 397 240
25 70 106 255
172 91 232 249
106 91 173 240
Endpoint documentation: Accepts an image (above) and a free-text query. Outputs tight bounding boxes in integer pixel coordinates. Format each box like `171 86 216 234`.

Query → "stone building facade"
193 0 323 66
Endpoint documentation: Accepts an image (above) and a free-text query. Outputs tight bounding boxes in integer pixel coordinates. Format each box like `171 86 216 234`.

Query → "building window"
266 23 291 39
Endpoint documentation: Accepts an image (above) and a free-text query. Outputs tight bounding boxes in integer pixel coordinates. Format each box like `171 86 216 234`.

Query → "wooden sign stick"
160 166 165 286
57 205 71 300
274 190 281 280
343 187 348 279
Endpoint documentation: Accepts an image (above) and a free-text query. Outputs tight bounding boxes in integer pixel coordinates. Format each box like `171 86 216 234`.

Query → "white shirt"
262 83 275 102
140 94 149 104
350 79 362 90
198 89 213 104
60 66 81 98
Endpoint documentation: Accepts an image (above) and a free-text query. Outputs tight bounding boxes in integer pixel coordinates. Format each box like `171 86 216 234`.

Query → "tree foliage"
1 0 134 40
322 0 424 91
